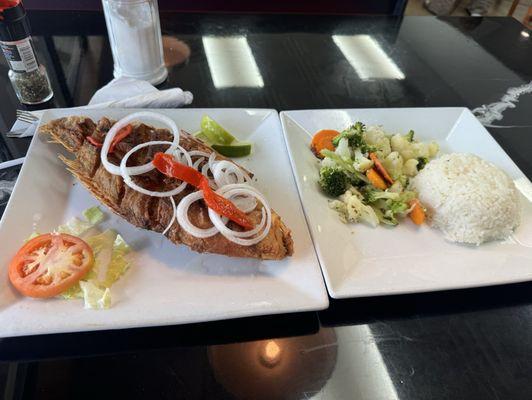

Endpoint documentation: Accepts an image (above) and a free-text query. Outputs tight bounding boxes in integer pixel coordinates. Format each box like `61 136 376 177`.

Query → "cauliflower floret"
353 148 373 172
403 158 419 176
329 200 348 223
390 134 415 160
363 127 391 158
428 141 439 157
330 189 379 227
382 151 404 180
411 142 430 159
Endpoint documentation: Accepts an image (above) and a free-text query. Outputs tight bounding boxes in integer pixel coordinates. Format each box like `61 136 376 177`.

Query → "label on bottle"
0 37 39 73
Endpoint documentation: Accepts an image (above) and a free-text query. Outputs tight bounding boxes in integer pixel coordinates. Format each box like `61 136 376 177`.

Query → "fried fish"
40 116 293 260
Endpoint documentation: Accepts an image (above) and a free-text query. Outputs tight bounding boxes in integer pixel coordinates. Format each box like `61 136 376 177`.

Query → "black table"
1 12 532 399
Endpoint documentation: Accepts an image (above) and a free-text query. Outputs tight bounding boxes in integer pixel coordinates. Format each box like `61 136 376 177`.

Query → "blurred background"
18 0 532 23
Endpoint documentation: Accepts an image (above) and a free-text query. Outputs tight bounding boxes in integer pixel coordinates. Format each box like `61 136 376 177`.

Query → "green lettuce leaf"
57 206 105 237
56 217 93 236
59 229 132 309
79 281 111 310
83 206 104 225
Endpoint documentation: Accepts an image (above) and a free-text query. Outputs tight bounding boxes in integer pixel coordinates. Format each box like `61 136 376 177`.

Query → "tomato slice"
8 233 94 298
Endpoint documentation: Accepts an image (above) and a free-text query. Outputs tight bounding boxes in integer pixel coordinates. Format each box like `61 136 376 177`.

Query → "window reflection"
202 36 264 88
332 34 405 81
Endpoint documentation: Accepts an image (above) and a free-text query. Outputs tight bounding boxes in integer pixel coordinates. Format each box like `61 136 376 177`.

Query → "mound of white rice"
409 153 520 245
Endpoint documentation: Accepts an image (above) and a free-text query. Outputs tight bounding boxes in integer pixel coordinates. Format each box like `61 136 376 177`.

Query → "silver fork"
15 109 39 124
6 110 40 138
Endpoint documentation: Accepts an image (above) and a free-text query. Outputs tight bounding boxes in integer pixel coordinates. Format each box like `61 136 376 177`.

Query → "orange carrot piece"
369 152 394 184
366 168 388 190
310 129 340 158
409 199 425 225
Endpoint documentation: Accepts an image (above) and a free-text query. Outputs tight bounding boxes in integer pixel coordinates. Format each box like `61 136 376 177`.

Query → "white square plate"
0 108 328 337
281 108 532 298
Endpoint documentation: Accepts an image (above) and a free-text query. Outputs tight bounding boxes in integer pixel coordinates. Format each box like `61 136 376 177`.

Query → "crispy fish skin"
40 116 293 260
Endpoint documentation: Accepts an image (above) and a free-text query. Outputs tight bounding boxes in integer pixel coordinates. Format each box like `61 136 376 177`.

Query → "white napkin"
8 77 194 138
88 77 193 108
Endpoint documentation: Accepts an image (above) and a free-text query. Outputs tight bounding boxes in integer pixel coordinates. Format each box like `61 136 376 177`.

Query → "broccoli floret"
319 167 348 197
406 130 415 142
332 122 366 148
417 157 428 170
320 150 369 185
363 187 400 203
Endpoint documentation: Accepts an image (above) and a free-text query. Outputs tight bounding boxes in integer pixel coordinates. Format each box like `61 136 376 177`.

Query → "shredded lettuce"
83 206 104 225
79 281 111 310
57 206 105 237
56 217 94 236
54 207 131 310
60 229 132 309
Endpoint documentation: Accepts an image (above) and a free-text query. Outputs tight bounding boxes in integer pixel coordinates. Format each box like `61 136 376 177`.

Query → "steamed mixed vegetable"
310 122 438 227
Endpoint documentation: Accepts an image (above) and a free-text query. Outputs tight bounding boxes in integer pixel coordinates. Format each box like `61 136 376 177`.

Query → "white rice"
409 153 520 245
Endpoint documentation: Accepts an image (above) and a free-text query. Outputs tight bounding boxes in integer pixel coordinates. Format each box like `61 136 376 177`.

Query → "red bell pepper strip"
109 124 133 153
152 152 205 187
86 136 103 148
152 152 254 230
85 124 133 153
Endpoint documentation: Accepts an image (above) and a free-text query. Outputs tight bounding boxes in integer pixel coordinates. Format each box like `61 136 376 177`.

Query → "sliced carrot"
369 152 394 184
366 168 388 190
310 129 340 158
409 199 425 225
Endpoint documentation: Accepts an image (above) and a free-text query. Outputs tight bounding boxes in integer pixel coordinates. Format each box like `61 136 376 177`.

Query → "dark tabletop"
0 11 532 400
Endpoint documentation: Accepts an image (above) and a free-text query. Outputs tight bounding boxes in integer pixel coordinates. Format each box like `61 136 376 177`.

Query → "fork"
15 109 39 124
5 110 40 138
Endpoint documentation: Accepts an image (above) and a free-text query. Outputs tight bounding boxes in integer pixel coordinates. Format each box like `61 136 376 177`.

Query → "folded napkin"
9 77 194 138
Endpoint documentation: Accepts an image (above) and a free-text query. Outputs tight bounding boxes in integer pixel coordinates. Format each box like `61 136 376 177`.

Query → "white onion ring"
231 195 257 213
212 160 252 187
208 185 272 246
101 111 179 176
192 157 205 169
171 146 193 167
120 141 191 197
212 188 265 237
162 196 177 235
98 113 272 246
208 153 217 171
201 161 212 177
177 191 219 238
188 150 211 158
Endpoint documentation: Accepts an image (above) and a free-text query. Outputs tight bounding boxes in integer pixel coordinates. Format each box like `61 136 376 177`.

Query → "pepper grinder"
0 0 53 104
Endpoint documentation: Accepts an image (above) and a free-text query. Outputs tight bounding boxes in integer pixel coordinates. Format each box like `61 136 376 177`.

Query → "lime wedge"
212 142 252 158
200 116 236 145
194 131 212 144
